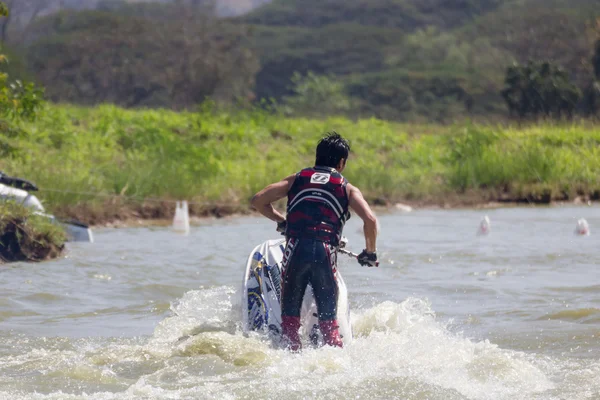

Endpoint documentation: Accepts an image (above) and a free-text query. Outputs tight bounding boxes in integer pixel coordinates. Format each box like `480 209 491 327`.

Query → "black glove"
276 220 287 235
357 249 378 267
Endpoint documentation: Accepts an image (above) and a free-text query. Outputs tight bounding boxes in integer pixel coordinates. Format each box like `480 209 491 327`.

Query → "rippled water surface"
1 206 599 400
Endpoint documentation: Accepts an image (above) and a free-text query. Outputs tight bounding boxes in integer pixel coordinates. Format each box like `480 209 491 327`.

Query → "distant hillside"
3 0 271 24
117 0 272 16
236 0 600 121
218 0 272 16
241 0 502 30
7 0 600 122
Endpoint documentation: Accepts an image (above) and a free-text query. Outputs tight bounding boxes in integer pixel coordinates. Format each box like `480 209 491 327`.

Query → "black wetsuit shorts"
280 237 338 321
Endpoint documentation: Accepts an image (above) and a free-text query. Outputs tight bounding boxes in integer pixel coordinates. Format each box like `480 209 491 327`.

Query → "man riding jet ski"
250 132 379 351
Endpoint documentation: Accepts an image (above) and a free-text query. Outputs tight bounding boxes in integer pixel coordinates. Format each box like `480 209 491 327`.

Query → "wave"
2 285 594 400
539 308 600 324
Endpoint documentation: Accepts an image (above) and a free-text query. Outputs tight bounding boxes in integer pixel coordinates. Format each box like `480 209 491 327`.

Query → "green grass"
1 104 600 222
447 124 600 196
0 201 67 262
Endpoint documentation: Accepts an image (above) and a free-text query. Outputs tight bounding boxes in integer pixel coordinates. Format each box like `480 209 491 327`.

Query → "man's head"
315 131 350 172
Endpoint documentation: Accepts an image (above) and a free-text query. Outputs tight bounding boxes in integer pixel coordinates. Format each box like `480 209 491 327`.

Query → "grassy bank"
1 104 600 225
0 202 67 263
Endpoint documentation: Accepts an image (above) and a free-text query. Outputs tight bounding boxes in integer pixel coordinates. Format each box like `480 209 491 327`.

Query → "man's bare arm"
251 174 295 223
347 184 378 253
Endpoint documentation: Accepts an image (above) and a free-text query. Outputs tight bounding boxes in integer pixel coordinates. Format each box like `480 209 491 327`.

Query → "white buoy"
477 215 491 236
172 200 190 235
394 203 413 212
575 218 590 236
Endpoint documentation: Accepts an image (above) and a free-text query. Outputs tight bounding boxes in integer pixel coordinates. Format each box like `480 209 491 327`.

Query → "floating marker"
394 203 413 212
477 215 491 236
173 200 190 235
575 218 590 236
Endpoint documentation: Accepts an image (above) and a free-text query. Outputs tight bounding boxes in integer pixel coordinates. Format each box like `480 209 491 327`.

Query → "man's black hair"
315 131 350 168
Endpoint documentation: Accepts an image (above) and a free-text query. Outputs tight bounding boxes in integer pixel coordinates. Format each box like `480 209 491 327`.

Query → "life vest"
285 166 350 245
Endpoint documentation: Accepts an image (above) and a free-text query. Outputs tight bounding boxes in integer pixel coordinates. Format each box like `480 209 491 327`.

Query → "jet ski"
241 237 353 348
0 172 93 243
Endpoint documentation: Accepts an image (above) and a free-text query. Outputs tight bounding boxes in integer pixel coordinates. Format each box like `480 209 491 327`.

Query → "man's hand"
357 250 378 267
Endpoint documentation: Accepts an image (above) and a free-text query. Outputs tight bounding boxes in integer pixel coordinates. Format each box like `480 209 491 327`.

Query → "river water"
1 206 599 400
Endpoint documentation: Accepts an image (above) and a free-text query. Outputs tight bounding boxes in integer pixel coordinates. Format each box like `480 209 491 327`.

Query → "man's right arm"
250 174 296 224
347 184 378 253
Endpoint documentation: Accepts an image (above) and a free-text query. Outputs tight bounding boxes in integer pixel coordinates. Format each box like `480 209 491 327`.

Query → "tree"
501 61 581 119
25 6 259 109
593 39 600 81
0 0 54 43
0 1 44 121
582 39 600 117
0 1 45 159
279 71 353 117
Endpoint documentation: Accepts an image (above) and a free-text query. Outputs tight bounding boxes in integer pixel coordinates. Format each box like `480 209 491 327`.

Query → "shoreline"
70 196 596 229
9 105 600 231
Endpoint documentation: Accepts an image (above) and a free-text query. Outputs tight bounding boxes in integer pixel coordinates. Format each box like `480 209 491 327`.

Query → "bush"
593 39 600 81
501 61 581 119
279 72 354 117
0 201 66 262
0 4 44 121
25 9 259 109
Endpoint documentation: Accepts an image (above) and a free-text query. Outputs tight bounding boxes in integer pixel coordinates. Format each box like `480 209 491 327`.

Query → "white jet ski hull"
242 238 352 348
61 220 94 243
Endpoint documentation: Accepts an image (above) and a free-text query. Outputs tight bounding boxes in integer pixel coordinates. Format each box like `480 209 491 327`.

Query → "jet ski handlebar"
339 246 380 267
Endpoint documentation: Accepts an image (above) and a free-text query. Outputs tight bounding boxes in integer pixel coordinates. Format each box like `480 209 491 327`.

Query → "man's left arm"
251 174 295 223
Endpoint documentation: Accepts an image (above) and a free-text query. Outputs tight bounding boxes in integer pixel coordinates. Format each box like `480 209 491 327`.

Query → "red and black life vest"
285 166 351 245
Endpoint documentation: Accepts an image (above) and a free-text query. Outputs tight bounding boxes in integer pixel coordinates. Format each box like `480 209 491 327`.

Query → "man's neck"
314 165 337 173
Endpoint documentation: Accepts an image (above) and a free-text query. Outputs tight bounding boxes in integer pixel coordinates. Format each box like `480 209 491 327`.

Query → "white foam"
0 289 582 400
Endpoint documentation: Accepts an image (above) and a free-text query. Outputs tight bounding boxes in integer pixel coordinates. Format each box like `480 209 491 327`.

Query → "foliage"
7 0 600 121
582 40 600 117
279 72 354 117
25 9 259 109
466 0 597 88
582 81 600 117
501 61 581 119
346 69 475 122
0 0 53 43
241 0 599 121
0 78 44 120
0 1 44 121
240 0 501 30
1 104 599 221
445 123 600 197
593 39 600 81
0 201 66 262
248 23 402 101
